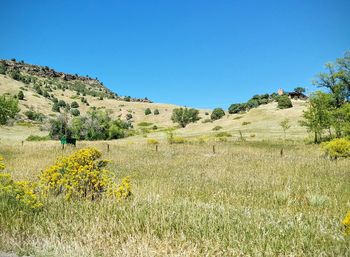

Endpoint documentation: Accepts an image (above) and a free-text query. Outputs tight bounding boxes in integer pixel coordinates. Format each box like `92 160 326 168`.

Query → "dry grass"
0 139 349 256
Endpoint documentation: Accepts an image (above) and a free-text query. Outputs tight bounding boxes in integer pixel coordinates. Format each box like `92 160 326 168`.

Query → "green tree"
58 100 66 107
313 62 348 107
0 94 20 125
153 109 160 115
280 118 291 140
70 108 80 116
144 108 151 115
211 108 225 120
299 91 333 143
18 90 24 100
0 61 7 74
228 103 246 114
294 87 306 94
71 101 79 108
331 103 350 137
171 108 200 128
277 95 293 109
52 102 60 112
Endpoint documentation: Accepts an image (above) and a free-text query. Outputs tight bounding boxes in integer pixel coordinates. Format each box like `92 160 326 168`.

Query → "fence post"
21 141 24 146
280 148 284 157
212 145 216 154
107 143 110 153
156 145 158 152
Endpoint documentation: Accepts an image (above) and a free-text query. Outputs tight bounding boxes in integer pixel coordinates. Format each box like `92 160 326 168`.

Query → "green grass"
0 140 349 256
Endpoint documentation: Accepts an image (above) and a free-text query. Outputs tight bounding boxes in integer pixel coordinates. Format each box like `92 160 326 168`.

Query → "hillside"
0 60 308 142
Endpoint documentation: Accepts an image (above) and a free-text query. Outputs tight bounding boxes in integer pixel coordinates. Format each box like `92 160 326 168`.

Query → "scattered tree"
277 95 293 109
0 94 20 125
17 91 24 100
211 108 225 120
145 108 152 115
171 108 200 128
280 118 291 140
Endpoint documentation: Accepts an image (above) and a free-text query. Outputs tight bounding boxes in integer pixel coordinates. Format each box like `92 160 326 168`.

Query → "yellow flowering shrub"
0 155 5 171
343 211 350 235
0 173 42 209
39 147 131 201
322 138 350 159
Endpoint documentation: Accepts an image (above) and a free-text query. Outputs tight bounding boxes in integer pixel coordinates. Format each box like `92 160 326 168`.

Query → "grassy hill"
0 60 308 142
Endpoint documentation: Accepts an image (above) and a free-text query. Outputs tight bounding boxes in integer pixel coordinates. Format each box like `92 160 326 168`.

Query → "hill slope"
0 60 308 142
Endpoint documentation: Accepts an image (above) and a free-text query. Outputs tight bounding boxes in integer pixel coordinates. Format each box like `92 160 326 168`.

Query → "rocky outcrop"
0 59 152 103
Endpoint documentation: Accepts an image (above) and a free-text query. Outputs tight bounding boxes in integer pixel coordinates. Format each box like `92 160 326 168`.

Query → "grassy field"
0 138 349 256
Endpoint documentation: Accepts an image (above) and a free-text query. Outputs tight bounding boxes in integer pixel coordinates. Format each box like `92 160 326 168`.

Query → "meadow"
0 138 349 256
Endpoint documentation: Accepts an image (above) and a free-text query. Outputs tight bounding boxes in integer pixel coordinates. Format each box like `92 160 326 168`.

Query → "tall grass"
0 140 349 256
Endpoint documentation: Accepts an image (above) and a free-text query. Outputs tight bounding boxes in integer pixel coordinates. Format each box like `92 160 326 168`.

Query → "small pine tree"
52 103 60 112
71 101 79 108
211 108 225 120
18 91 24 100
145 108 152 115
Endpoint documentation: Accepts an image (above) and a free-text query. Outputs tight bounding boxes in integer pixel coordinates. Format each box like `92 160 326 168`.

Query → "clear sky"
1 0 349 108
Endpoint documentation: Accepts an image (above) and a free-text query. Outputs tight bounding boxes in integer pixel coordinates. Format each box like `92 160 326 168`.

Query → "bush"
215 132 231 137
58 100 66 107
70 108 80 116
71 101 79 108
242 121 251 126
24 109 45 121
0 61 7 74
154 109 160 115
145 108 152 115
171 108 200 127
277 95 293 109
228 103 246 114
108 124 125 139
39 148 132 200
126 113 133 120
18 90 24 100
26 135 50 141
0 94 20 125
211 108 225 120
52 102 60 112
321 138 350 159
212 126 223 131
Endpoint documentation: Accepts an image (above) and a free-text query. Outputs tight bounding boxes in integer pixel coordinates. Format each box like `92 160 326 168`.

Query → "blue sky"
0 0 349 108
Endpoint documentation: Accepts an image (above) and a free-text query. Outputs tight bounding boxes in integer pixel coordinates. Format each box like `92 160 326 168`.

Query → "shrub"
71 101 79 108
171 108 200 128
277 95 293 109
39 148 132 200
343 211 350 236
0 94 20 125
70 108 80 116
126 113 133 120
58 100 66 107
242 121 251 126
18 90 24 100
152 125 158 130
108 124 125 139
0 158 42 209
147 138 159 145
0 61 7 74
145 108 152 115
228 103 246 114
321 138 350 159
215 132 231 137
154 109 160 115
52 102 60 112
212 126 223 131
26 135 50 141
211 108 225 120
24 109 45 121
